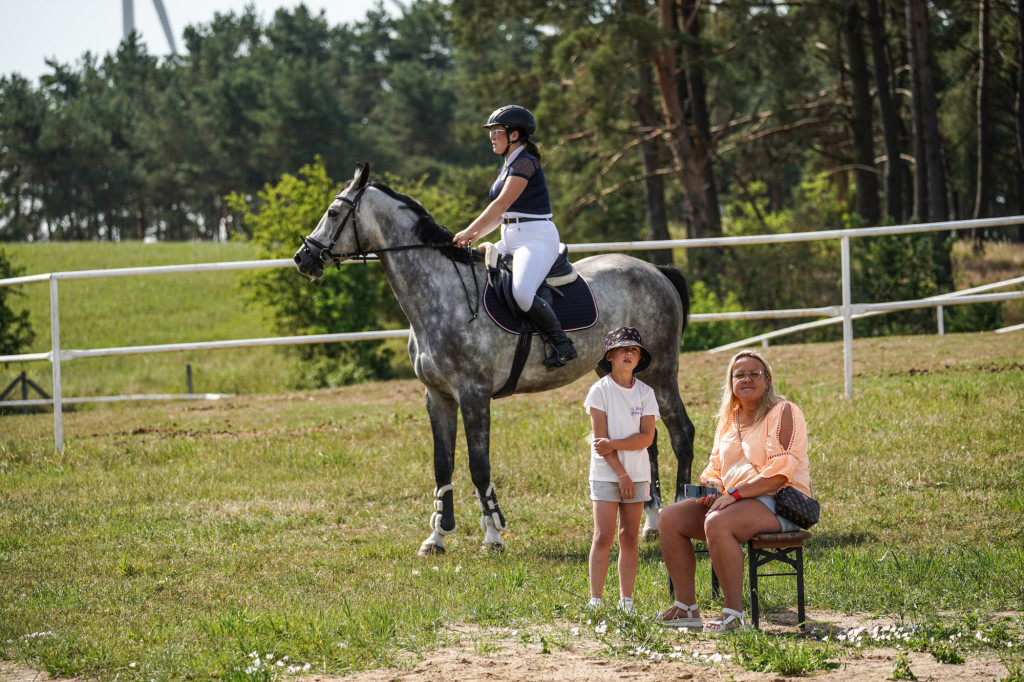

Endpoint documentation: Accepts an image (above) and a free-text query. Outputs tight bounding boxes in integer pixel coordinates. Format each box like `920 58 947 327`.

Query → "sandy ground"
2 611 1014 682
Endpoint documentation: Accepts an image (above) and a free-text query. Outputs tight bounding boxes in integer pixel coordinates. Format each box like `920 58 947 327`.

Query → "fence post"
187 364 193 394
936 305 945 335
50 277 64 452
841 236 853 400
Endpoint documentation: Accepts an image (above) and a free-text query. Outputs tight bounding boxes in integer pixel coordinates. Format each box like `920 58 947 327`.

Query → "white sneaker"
618 597 636 614
587 597 603 610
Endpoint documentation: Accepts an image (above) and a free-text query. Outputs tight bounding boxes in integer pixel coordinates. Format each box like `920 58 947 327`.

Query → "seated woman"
656 350 812 633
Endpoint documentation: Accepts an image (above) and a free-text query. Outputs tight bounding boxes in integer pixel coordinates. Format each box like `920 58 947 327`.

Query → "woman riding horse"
453 105 577 368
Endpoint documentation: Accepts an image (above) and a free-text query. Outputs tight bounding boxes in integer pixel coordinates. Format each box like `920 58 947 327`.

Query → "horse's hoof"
642 528 659 541
418 542 446 556
481 542 505 553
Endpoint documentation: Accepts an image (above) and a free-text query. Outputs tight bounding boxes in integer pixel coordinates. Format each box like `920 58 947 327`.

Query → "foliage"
728 629 841 674
227 158 398 387
0 248 34 358
681 281 756 352
710 176 841 342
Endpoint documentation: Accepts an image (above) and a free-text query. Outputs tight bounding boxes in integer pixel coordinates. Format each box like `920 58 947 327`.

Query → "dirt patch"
0 611 1015 681
321 609 1013 681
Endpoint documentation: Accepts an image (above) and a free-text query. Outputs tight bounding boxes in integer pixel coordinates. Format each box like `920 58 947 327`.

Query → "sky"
0 0 399 83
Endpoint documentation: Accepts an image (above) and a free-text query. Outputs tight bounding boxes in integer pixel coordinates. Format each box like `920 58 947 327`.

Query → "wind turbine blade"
152 0 178 54
123 0 134 41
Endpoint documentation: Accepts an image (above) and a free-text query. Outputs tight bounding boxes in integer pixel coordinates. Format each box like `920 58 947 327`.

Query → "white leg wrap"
429 483 457 536
474 483 508 531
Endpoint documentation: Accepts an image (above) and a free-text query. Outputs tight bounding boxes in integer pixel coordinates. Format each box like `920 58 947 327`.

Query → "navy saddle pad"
483 276 598 334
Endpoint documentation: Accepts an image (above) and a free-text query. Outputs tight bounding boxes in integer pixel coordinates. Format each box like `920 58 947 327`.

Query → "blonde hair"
715 350 785 428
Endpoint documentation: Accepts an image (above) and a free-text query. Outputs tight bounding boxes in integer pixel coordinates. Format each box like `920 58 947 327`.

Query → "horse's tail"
654 264 691 333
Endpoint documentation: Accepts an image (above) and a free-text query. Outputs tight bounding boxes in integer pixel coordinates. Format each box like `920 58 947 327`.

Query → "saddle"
479 243 598 398
479 242 578 329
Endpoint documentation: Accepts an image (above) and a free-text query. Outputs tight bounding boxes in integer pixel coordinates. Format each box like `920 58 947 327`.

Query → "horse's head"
293 162 372 280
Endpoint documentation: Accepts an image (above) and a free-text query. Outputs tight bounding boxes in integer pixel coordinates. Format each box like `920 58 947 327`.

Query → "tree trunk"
908 0 948 223
973 0 993 240
650 0 722 279
907 0 953 286
866 0 906 223
842 3 881 225
634 62 673 266
1016 0 1024 241
906 0 929 221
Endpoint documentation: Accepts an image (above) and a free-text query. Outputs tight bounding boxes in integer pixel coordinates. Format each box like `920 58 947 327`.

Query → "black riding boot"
525 295 578 368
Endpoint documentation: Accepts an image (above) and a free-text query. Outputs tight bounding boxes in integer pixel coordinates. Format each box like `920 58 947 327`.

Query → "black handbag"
775 485 820 529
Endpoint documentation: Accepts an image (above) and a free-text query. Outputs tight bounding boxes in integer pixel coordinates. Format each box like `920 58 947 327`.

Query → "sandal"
703 607 745 634
657 600 702 629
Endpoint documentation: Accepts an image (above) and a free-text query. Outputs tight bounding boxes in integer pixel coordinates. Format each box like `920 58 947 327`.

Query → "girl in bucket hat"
582 327 660 615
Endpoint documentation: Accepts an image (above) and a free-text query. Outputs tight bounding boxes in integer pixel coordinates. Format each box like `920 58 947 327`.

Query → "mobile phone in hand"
684 484 718 498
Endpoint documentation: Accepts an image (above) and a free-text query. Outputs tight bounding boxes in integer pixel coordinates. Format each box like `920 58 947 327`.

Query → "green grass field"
2 329 1023 680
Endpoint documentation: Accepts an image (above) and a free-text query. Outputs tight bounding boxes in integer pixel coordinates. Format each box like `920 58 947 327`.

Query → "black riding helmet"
484 105 536 156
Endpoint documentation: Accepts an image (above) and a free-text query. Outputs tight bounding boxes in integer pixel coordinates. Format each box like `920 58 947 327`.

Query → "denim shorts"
755 493 801 533
590 480 651 503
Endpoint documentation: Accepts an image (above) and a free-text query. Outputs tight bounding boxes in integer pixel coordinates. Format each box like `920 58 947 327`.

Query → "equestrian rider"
453 105 578 368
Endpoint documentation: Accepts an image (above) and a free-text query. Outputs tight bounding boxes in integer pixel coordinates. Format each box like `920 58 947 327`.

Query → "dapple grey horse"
294 163 695 555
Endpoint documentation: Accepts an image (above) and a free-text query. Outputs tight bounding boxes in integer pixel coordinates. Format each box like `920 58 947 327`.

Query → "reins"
299 184 480 321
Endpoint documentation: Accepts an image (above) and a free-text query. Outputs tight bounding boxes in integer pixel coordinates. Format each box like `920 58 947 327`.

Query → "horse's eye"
328 209 338 218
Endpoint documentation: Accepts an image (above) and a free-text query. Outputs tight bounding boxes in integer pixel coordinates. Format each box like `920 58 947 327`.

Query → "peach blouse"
700 401 812 497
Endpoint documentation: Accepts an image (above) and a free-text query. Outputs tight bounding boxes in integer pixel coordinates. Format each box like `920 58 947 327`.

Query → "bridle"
298 182 481 320
299 183 373 268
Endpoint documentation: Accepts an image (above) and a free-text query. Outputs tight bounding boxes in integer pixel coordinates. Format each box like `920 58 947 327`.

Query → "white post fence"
1 215 1022 451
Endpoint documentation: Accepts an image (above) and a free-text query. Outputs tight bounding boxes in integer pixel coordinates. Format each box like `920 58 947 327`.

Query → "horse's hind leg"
642 428 663 540
418 389 459 556
658 388 696 503
643 382 696 536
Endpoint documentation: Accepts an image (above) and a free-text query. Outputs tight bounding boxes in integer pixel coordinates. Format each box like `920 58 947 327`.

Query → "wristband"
618 473 629 479
727 486 741 500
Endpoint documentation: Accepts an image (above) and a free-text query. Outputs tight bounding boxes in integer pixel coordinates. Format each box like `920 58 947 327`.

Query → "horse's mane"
368 180 478 265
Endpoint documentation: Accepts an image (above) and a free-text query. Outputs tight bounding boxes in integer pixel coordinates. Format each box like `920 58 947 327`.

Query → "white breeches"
497 220 559 312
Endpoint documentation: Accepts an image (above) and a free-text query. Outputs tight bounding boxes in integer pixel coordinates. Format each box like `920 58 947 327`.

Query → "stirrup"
542 342 577 368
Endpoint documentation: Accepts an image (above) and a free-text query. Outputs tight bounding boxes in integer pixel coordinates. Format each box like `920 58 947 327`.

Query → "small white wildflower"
129 663 136 668
455 565 462 573
570 627 579 636
432 566 439 572
412 570 420 575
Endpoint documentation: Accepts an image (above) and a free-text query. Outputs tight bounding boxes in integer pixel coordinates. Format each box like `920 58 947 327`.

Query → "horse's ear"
353 162 370 189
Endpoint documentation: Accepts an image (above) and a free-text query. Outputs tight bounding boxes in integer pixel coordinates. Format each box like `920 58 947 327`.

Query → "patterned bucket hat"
597 326 652 374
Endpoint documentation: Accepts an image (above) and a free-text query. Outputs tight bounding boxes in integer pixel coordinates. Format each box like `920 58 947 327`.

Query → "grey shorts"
590 480 651 503
755 494 801 533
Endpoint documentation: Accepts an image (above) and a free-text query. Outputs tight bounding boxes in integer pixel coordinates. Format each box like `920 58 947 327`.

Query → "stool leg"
748 541 759 629
796 546 805 630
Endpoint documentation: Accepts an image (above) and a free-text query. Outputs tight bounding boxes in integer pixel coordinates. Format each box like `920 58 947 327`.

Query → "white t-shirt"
584 375 660 483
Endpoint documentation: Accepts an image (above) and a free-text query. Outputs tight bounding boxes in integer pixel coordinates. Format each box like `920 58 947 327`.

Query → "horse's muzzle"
293 247 324 279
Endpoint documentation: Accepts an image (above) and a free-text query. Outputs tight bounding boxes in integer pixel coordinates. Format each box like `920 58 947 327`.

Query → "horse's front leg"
461 394 505 551
418 388 459 556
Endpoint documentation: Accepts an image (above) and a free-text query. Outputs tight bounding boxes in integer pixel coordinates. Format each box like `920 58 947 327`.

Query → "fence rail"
1 214 1022 451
